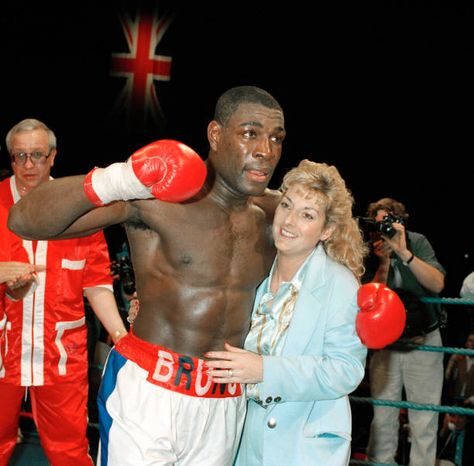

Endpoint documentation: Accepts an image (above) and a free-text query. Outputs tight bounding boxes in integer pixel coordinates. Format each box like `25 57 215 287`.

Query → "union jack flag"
110 3 174 130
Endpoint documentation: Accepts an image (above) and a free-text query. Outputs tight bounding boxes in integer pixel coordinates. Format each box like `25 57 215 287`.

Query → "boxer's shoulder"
251 188 281 214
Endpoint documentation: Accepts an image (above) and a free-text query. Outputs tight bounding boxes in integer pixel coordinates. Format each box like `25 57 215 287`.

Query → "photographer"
362 197 446 466
111 248 136 309
110 250 139 327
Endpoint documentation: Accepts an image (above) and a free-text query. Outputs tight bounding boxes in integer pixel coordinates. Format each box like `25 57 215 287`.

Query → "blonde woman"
206 160 368 466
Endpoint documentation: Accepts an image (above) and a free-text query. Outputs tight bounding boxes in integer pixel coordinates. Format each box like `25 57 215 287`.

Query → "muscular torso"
127 194 277 357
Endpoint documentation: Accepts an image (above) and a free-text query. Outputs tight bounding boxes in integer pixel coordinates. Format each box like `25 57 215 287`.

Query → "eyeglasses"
10 150 52 165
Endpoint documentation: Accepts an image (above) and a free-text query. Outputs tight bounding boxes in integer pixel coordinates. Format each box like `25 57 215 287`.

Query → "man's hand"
2 263 45 301
1 262 45 289
381 222 412 262
127 292 139 325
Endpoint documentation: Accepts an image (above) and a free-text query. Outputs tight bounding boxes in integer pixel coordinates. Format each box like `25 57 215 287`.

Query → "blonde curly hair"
280 159 367 280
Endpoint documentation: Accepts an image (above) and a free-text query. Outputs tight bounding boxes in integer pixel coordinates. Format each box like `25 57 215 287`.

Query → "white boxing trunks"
97 332 246 466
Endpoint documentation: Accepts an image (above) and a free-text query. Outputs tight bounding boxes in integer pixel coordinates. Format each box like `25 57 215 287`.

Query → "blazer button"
267 418 277 429
274 396 282 403
265 396 273 404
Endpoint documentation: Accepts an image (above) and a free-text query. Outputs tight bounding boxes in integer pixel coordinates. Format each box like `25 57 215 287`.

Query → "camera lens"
375 214 401 239
379 222 396 238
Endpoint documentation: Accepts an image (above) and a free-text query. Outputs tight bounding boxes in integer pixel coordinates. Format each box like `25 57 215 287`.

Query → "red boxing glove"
84 140 207 205
130 140 207 202
356 282 406 349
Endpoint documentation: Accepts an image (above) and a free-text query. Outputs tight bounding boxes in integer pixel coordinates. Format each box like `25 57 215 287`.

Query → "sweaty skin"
9 103 285 357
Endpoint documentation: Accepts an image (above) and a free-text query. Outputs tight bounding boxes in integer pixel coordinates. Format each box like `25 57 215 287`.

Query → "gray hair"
6 118 57 153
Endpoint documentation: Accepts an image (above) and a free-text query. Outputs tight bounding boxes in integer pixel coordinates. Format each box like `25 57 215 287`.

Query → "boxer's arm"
9 140 205 240
84 139 206 206
9 176 131 240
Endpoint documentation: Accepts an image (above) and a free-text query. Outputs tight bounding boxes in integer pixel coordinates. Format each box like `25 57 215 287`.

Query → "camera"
358 214 405 240
376 213 405 238
111 256 136 295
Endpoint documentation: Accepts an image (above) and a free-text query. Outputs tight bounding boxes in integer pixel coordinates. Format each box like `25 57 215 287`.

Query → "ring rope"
350 461 398 466
348 295 473 465
388 342 474 355
350 396 474 416
420 296 474 305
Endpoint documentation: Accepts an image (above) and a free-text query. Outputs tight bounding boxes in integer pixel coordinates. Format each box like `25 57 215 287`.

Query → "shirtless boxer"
9 86 286 465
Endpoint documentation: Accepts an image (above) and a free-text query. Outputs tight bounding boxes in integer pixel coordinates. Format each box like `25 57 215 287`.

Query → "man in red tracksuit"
0 119 127 466
0 204 41 380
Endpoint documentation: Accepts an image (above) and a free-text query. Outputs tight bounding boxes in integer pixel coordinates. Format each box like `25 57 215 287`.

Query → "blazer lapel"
282 244 328 356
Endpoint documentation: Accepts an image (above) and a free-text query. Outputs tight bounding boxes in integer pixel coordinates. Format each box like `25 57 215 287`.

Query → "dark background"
1 1 472 306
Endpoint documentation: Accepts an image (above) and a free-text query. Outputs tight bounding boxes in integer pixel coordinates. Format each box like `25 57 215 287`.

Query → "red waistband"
114 332 242 398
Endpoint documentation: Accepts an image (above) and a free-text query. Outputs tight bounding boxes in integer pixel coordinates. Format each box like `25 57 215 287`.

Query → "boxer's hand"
84 140 207 205
356 282 406 349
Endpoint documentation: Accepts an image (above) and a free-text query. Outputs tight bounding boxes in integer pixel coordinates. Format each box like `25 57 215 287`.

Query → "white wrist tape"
91 162 152 204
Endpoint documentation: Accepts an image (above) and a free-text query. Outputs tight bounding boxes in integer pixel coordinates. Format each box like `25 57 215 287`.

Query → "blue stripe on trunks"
97 348 127 466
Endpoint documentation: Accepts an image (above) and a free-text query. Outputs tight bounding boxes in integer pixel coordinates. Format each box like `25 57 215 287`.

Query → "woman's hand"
205 342 263 384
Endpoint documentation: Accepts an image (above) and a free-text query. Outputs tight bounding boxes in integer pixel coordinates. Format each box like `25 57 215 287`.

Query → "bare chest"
132 203 276 289
182 212 273 285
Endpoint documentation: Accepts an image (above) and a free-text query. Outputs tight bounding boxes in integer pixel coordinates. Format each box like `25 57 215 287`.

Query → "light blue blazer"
235 244 367 466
